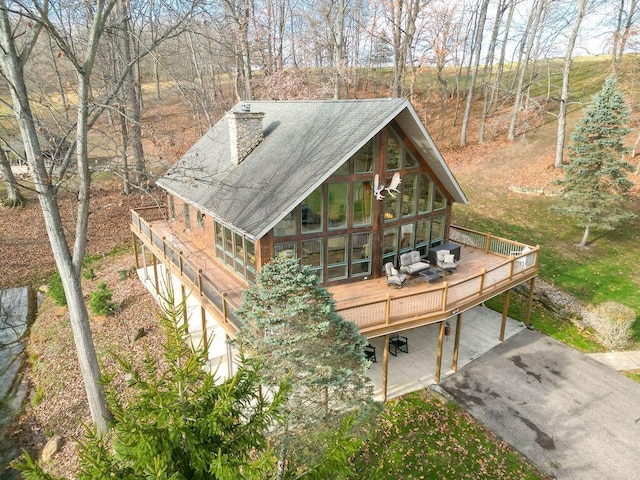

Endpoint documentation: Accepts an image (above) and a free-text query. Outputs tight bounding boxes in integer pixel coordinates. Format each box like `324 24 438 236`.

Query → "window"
387 132 401 170
214 221 224 261
168 195 175 220
274 242 297 259
328 183 349 229
354 139 375 173
197 210 205 229
332 161 350 176
433 187 447 210
274 210 296 237
382 227 398 267
327 236 348 281
302 238 323 282
405 149 418 168
400 223 415 253
431 215 445 246
224 226 233 267
416 219 431 258
301 186 323 234
353 181 373 226
418 173 433 214
384 173 399 222
402 174 417 217
234 232 244 274
351 233 371 276
183 204 191 231
245 240 256 283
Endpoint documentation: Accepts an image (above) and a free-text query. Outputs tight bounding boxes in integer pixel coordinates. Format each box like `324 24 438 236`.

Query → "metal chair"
389 334 409 356
364 344 377 363
385 262 408 287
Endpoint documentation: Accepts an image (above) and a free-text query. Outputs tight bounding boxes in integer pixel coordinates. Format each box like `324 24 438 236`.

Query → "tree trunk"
117 0 146 188
508 0 545 141
119 105 131 195
0 3 112 433
554 0 585 168
578 222 590 247
0 148 25 207
461 0 489 146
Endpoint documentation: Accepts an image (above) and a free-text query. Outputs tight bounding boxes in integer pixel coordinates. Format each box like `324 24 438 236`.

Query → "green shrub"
89 282 116 316
47 271 67 306
83 268 96 280
584 301 636 350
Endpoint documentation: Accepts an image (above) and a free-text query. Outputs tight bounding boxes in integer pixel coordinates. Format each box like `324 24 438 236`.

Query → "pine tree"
17 298 286 480
554 75 636 247
236 255 375 478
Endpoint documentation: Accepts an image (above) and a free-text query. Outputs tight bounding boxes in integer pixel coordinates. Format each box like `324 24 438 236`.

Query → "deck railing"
131 209 538 337
131 208 241 331
336 226 539 334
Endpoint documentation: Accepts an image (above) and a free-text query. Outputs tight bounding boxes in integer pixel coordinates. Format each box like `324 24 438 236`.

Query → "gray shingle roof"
157 99 467 239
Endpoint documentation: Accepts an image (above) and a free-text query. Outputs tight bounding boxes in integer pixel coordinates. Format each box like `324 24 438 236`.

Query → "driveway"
440 329 640 480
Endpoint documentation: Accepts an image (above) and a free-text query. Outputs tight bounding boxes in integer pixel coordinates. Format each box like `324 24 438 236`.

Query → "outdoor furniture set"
385 243 461 288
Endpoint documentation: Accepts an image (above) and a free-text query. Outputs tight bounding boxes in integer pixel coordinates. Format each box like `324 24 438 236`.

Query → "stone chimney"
227 103 265 165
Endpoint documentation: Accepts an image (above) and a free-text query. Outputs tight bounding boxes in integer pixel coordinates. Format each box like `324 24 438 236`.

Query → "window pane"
384 174 399 222
354 139 375 173
351 233 371 277
402 174 417 217
224 226 233 266
332 161 350 176
431 215 445 244
168 196 175 219
383 227 398 266
400 223 415 252
328 183 349 229
405 149 418 168
245 239 256 269
327 236 347 264
353 181 373 226
274 242 296 258
301 186 323 234
327 265 347 280
418 173 433 214
302 238 323 268
387 132 401 170
214 222 224 260
183 204 191 230
197 210 204 229
234 232 244 264
433 187 447 210
274 210 296 236
416 219 431 257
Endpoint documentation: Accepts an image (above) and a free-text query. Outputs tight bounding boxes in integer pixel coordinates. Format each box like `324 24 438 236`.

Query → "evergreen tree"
554 75 636 247
236 255 375 478
17 298 286 480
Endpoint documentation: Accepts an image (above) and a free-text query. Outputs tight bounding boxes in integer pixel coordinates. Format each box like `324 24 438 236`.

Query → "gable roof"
157 99 468 240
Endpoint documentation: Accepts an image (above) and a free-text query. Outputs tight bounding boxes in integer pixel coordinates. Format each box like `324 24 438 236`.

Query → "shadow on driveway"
440 329 640 480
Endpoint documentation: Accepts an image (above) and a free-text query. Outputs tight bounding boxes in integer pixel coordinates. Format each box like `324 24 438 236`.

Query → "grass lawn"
349 391 546 479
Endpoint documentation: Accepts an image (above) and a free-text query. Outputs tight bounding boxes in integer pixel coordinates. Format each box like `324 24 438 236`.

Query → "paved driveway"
440 329 640 480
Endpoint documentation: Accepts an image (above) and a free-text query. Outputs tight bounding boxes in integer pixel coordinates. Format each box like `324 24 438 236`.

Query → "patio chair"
510 245 532 268
364 344 377 363
385 262 408 287
389 334 409 356
436 250 458 270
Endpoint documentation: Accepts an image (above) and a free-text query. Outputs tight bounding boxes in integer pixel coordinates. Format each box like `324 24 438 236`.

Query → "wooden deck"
131 207 539 339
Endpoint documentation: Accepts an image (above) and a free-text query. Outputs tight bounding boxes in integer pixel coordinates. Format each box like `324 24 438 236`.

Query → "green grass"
623 370 640 383
350 391 545 479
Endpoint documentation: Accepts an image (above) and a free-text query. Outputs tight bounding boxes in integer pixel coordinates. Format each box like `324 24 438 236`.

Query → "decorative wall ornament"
374 172 402 201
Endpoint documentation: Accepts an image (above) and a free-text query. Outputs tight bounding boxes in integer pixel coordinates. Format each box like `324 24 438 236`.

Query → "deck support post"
226 335 234 378
435 320 446 383
525 277 536 327
452 313 462 372
152 254 159 295
132 233 139 269
382 334 390 402
500 289 511 341
181 284 187 326
201 306 208 356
